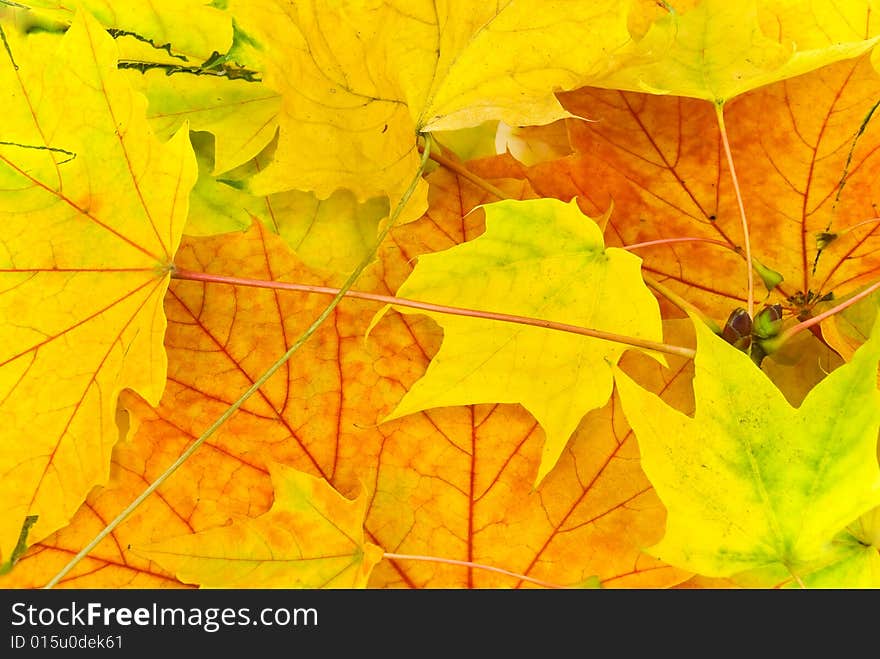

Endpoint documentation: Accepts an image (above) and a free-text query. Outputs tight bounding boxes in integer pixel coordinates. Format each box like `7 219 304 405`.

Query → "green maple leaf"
374 197 664 485
615 315 880 582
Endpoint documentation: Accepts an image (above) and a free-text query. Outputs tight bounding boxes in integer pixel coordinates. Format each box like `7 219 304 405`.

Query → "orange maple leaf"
469 53 880 329
1 170 690 589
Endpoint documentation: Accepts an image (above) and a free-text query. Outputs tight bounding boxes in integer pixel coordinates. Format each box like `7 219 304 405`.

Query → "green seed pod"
752 304 783 340
753 259 784 292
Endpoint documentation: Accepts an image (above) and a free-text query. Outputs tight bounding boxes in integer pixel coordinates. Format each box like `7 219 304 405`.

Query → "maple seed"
753 259 783 292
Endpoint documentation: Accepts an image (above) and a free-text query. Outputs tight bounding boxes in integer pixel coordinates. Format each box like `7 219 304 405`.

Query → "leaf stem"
786 565 807 589
768 276 880 351
382 552 569 589
833 216 880 236
171 268 696 360
419 143 509 200
716 103 755 320
42 139 434 589
621 236 732 252
419 146 723 338
626 237 783 300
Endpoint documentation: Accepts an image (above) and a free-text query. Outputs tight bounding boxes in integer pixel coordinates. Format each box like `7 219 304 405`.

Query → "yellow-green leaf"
134 463 384 588
0 12 196 561
433 121 502 163
133 74 280 177
13 2 276 176
260 188 389 279
17 0 232 61
615 315 880 580
797 530 880 588
598 0 880 103
375 198 663 485
737 507 880 587
184 131 254 235
184 132 391 278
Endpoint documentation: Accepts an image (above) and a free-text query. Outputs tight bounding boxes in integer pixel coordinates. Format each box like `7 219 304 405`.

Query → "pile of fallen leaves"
2 0 880 589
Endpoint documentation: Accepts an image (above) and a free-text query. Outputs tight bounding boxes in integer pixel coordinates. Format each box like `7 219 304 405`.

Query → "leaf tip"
365 304 393 345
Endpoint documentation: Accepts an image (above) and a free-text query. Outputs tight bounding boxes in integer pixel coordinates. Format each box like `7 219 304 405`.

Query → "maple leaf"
0 172 686 589
370 316 696 589
599 0 880 103
0 12 196 564
820 287 880 363
12 2 277 176
7 0 880 593
134 463 384 588
224 0 662 221
133 74 280 178
374 197 664 485
470 52 880 325
495 119 574 167
615 315 880 582
16 0 233 61
184 133 391 279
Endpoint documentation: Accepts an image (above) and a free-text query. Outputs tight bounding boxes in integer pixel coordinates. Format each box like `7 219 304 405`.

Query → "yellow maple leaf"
0 12 196 563
374 197 664 485
615 316 880 582
133 463 383 588
597 0 880 103
226 0 659 221
16 0 232 61
0 173 686 590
